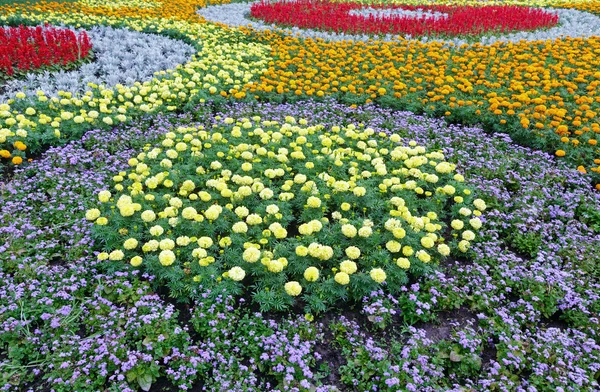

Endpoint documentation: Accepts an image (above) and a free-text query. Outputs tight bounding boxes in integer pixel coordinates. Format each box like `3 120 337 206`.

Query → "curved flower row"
0 25 195 102
0 11 271 164
249 1 559 38
200 3 600 45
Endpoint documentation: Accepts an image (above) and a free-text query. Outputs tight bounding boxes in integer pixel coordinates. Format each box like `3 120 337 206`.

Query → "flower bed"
0 25 92 80
89 114 484 311
0 0 599 390
2 100 599 391
249 1 559 37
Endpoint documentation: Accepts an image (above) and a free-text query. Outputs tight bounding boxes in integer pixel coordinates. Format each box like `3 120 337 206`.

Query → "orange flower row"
243 31 600 182
0 0 218 22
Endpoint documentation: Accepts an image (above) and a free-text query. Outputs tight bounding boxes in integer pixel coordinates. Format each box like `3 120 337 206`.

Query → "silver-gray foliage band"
0 25 196 102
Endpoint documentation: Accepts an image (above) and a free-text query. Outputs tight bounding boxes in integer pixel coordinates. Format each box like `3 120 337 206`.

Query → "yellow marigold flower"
149 225 164 236
473 199 487 211
298 223 313 236
267 259 284 273
234 206 250 218
204 205 222 220
309 220 323 232
396 257 410 269
159 239 175 251
159 250 176 266
192 248 207 259
340 260 357 275
420 237 435 249
416 250 431 263
370 268 386 283
109 250 124 261
319 245 334 260
451 220 464 230
341 202 351 211
197 237 214 248
219 237 232 247
459 208 472 217
199 191 212 202
462 230 476 241
176 236 191 246
392 227 406 239
123 238 138 250
96 217 108 226
266 204 280 215
97 252 109 261
246 213 263 225
273 227 288 239
345 246 361 260
435 162 453 174
341 224 357 238
358 226 373 238
458 240 470 253
402 246 414 256
85 208 101 221
243 247 261 263
437 244 451 257
232 221 248 234
296 245 309 257
141 210 156 222
119 204 135 217
98 190 111 203
142 240 159 253
442 185 455 195
334 272 350 285
130 256 143 267
304 266 320 282
284 281 302 296
386 240 402 253
294 174 307 184
306 196 321 208
169 198 183 208
228 266 246 281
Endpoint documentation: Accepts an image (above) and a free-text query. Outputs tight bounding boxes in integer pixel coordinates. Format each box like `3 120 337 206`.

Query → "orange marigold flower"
0 150 11 158
555 150 566 157
12 156 23 165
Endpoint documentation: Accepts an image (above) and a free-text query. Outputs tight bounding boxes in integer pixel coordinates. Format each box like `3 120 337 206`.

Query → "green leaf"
449 350 463 362
126 370 137 383
137 373 153 392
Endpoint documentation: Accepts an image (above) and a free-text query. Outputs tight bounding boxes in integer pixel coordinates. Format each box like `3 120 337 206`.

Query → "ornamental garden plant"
1 0 600 391
89 116 485 312
0 25 92 81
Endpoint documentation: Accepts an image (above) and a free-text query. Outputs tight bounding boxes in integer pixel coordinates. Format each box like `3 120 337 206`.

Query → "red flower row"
0 25 92 77
250 0 559 38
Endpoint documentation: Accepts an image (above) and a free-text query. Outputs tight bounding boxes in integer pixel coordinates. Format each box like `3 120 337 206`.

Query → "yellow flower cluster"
89 115 482 302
